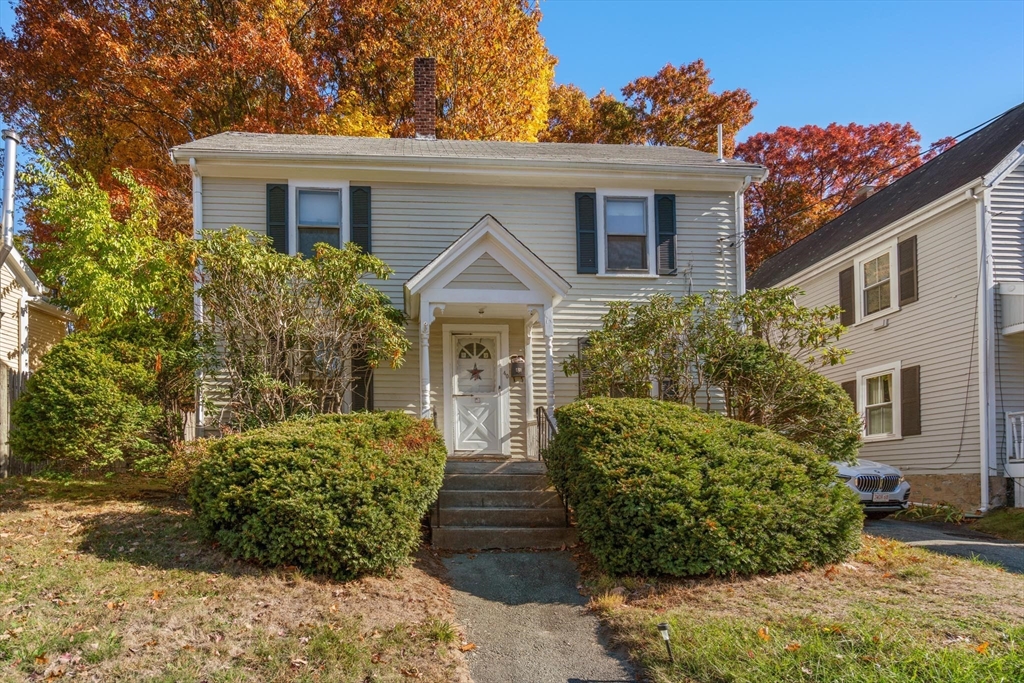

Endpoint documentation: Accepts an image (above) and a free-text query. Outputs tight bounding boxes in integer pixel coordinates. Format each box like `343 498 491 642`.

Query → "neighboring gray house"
750 103 1024 513
169 59 767 548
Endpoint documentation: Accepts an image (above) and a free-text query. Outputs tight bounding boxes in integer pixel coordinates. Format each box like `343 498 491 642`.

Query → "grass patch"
971 508 1024 543
0 476 469 682
579 535 1023 682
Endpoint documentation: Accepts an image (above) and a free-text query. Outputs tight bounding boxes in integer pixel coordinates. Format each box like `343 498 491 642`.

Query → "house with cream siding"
170 59 767 548
749 102 1024 514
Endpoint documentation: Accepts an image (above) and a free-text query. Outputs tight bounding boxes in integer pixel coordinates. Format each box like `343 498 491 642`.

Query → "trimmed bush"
546 398 861 577
189 412 446 579
10 333 162 471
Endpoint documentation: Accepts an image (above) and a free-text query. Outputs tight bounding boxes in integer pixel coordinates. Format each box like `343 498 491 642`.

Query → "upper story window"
862 251 891 316
605 198 648 272
297 189 343 255
851 239 900 323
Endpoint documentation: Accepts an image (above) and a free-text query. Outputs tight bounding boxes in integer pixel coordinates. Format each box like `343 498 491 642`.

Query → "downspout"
736 175 752 296
973 187 996 513
190 158 205 436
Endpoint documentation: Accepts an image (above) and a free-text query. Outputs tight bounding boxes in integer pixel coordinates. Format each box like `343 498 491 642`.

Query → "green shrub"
189 412 446 579
10 333 162 471
546 398 862 577
705 337 862 462
164 438 212 493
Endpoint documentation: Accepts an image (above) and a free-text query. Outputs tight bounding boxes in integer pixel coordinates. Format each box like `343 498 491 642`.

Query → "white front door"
452 335 503 453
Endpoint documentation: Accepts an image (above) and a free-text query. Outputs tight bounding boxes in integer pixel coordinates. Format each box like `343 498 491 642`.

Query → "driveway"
865 518 1024 573
442 551 634 683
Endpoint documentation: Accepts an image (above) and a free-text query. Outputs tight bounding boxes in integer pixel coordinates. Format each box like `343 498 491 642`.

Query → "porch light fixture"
657 622 674 663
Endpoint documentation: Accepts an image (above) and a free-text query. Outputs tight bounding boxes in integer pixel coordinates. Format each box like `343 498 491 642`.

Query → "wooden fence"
0 365 38 478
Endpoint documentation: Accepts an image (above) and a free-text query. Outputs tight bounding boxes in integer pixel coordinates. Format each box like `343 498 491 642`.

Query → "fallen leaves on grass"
976 642 990 654
458 642 477 652
756 627 770 642
785 641 801 652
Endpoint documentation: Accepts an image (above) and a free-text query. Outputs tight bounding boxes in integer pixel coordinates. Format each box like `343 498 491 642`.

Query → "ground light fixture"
657 622 674 663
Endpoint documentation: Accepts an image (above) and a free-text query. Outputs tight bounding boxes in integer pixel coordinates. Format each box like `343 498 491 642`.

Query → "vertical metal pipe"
2 130 20 247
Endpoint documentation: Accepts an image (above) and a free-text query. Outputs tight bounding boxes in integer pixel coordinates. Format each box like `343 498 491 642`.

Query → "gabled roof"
171 132 766 177
404 214 570 316
750 102 1024 289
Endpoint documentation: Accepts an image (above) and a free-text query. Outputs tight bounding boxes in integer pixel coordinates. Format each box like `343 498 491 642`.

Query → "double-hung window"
862 252 891 316
296 189 342 256
856 362 902 440
605 198 648 272
853 240 899 322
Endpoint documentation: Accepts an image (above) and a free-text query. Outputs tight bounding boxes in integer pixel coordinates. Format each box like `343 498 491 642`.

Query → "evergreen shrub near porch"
189 412 446 580
546 398 861 577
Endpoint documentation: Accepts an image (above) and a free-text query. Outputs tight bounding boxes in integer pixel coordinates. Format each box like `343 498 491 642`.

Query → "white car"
832 459 911 519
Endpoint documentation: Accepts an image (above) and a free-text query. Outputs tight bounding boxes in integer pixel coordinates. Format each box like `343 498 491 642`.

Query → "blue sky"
539 0 1024 146
1 0 1022 146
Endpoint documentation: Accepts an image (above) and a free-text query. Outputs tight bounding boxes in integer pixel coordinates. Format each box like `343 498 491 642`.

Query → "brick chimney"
851 185 877 207
413 57 436 140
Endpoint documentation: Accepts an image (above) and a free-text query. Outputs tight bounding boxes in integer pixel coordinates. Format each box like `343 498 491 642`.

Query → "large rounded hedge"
546 398 862 576
189 412 446 580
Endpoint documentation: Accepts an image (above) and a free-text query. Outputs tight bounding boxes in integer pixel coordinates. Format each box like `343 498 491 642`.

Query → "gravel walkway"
865 518 1024 573
443 551 635 683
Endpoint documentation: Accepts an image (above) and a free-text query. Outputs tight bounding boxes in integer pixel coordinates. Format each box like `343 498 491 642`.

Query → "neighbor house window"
857 361 902 440
862 252 891 316
604 197 648 272
297 189 342 256
854 240 899 322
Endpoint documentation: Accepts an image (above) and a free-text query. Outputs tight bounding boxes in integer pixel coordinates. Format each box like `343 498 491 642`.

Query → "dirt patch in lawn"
0 476 470 682
578 535 1024 682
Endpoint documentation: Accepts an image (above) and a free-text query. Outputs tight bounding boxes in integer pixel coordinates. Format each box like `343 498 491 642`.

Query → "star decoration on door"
469 363 484 381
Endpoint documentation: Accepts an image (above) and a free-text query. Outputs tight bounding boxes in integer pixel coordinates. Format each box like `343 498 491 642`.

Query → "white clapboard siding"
364 183 737 422
991 161 1024 465
795 201 980 474
991 163 1024 282
198 178 739 451
445 253 529 290
201 177 285 233
0 266 23 370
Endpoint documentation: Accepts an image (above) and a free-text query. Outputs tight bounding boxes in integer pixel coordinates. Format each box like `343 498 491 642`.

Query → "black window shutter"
350 186 371 254
577 336 592 395
838 267 855 326
901 365 921 436
655 193 677 276
576 192 597 274
351 354 373 412
266 183 288 253
841 379 857 408
898 235 918 306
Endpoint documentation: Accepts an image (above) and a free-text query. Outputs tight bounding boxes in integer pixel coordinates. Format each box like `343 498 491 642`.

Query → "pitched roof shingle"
171 131 763 172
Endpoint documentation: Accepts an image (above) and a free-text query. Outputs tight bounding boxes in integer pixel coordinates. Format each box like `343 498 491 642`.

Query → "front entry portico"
404 215 570 459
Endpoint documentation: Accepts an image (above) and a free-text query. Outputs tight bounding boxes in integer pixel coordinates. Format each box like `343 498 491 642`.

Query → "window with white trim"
857 361 902 440
605 198 648 272
296 189 343 256
854 240 899 322
594 189 657 276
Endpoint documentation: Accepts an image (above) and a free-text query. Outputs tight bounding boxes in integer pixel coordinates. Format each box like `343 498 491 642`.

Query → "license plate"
872 492 890 503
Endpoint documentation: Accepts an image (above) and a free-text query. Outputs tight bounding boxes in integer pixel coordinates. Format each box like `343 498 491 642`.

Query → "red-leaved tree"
737 122 956 271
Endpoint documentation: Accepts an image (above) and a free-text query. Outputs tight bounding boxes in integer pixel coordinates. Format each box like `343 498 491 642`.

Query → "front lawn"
582 535 1023 682
0 476 469 682
972 508 1024 542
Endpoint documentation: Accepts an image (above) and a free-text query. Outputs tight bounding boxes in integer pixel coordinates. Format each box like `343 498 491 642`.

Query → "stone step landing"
431 460 576 551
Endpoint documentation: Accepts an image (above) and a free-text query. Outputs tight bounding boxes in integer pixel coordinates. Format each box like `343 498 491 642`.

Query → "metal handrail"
535 406 557 461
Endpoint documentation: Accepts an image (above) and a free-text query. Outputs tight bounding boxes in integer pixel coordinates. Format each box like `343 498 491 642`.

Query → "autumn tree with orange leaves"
736 123 957 271
0 0 554 247
541 60 755 155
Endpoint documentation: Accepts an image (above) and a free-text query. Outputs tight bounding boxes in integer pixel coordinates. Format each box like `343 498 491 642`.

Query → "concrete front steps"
431 460 577 551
